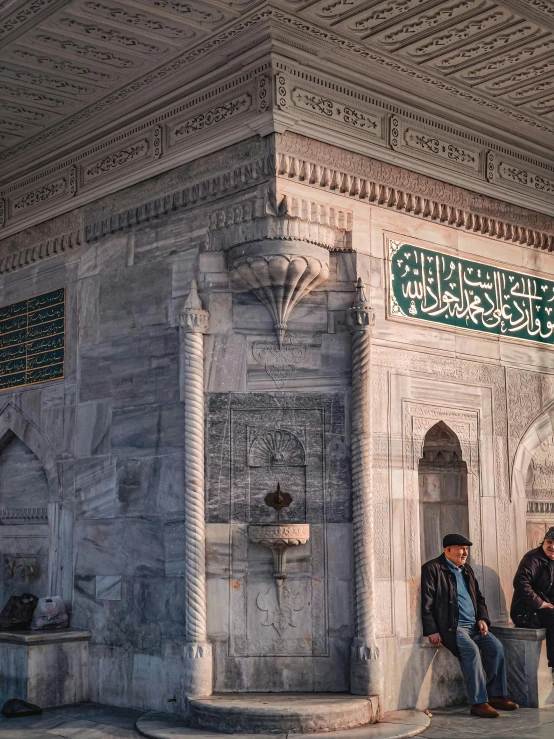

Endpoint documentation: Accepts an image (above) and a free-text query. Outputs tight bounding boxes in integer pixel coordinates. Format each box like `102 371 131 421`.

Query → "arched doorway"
418 421 469 565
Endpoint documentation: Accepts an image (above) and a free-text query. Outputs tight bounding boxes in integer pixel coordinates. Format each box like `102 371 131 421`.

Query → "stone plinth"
491 625 554 708
0 628 91 708
188 694 379 734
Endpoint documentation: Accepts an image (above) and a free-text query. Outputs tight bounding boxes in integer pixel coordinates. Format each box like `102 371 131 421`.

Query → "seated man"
421 533 518 718
511 526 554 682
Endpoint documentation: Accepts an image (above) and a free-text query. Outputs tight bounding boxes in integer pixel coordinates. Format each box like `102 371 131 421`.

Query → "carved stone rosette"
180 280 212 701
346 279 383 706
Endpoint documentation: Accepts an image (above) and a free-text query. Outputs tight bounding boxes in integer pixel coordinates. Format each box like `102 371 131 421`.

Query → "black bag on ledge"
0 593 38 630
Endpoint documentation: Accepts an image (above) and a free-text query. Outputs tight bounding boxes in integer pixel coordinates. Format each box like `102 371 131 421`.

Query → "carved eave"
1 1 554 240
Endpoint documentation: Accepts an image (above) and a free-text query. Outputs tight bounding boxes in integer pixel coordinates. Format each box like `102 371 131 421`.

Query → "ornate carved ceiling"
0 0 553 236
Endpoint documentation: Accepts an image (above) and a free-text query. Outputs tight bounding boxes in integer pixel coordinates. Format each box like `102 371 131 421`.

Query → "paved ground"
0 702 143 738
424 703 554 739
0 701 553 739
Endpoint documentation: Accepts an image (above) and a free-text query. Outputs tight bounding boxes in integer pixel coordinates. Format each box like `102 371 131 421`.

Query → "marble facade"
0 127 552 718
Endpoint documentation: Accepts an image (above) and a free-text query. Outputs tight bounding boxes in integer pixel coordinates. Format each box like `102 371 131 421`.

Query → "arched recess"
511 401 554 560
0 403 60 500
0 403 69 602
418 421 469 565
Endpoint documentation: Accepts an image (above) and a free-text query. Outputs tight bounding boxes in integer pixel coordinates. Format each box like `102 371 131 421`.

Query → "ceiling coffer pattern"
0 0 553 236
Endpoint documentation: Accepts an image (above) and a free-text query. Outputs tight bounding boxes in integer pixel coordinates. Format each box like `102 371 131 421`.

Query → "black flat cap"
443 533 472 547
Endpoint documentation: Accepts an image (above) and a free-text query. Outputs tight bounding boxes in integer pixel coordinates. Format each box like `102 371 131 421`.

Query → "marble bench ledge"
0 628 92 645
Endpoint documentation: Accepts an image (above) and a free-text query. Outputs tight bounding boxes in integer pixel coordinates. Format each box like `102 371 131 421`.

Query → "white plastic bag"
30 596 68 630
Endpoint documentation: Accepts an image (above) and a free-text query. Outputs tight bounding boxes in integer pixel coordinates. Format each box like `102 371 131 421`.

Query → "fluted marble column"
180 280 212 701
347 279 383 704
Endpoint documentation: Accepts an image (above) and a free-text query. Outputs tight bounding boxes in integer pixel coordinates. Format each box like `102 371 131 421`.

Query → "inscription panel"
0 288 65 390
389 239 554 345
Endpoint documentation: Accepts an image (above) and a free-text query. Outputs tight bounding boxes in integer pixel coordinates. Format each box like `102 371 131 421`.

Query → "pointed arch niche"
512 403 554 559
418 422 469 565
0 403 69 606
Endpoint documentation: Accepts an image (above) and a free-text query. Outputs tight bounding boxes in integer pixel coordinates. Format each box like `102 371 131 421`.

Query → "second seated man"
421 533 519 718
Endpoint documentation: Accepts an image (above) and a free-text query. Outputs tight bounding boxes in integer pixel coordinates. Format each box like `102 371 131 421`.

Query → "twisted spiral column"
180 280 212 701
347 279 383 702
184 329 208 643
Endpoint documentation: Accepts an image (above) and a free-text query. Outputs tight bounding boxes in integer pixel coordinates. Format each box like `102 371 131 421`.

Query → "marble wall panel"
98 261 170 340
110 403 184 458
75 456 117 519
74 519 164 578
79 328 179 407
75 399 112 457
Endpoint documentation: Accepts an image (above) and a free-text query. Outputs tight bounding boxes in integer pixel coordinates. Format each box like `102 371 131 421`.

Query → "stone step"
188 694 378 734
136 708 430 739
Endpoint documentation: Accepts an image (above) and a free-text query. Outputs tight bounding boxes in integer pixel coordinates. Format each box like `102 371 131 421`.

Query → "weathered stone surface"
75 456 117 519
111 403 184 458
0 629 91 708
189 694 377 733
98 262 170 340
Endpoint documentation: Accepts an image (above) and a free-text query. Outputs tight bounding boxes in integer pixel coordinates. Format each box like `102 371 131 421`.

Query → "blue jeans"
455 624 507 705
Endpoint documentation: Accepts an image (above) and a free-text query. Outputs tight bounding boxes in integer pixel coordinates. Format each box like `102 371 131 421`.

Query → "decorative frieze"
83 140 150 183
395 123 481 172
207 190 352 253
12 167 76 213
170 94 252 143
291 88 381 137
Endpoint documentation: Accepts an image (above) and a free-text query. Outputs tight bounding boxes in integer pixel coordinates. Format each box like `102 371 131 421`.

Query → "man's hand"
428 633 442 645
540 601 554 610
477 620 488 635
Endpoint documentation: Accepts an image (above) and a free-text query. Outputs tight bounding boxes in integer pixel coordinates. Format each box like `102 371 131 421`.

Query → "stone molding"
276 133 554 251
0 229 83 276
0 130 551 285
2 19 554 239
207 190 352 252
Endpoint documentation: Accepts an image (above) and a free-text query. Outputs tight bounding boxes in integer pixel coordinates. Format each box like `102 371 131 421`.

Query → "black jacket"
421 553 491 657
511 546 554 627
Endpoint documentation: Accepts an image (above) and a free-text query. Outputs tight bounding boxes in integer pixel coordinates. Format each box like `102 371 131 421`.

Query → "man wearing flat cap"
511 526 554 682
421 533 518 718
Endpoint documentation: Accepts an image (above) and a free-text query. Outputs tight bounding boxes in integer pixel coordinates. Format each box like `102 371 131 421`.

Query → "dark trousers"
537 609 554 667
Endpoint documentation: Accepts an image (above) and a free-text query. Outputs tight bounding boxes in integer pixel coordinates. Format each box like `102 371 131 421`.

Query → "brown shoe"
470 703 500 718
488 696 519 711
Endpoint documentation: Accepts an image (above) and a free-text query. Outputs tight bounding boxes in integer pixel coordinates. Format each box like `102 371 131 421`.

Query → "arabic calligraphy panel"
389 240 554 345
0 287 65 390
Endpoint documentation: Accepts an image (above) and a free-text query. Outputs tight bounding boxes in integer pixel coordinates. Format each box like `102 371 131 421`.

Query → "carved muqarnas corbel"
208 191 352 346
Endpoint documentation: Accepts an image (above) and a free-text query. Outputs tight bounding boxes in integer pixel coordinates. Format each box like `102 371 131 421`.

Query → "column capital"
346 279 375 333
181 280 209 334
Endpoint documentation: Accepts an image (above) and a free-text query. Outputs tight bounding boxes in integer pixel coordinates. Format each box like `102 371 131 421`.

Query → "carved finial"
181 279 209 333
346 279 375 332
355 277 368 304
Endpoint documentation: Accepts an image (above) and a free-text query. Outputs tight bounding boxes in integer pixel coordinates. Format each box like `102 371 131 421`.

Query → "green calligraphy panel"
0 288 64 390
389 241 554 345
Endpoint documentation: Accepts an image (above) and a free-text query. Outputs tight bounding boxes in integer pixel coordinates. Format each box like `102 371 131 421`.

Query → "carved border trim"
275 135 554 250
0 229 82 275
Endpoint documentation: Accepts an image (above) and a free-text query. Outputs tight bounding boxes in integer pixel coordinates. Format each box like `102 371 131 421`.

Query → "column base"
182 642 213 704
350 639 384 715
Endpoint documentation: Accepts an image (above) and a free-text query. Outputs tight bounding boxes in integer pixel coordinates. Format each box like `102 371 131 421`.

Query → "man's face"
543 538 554 560
445 545 469 567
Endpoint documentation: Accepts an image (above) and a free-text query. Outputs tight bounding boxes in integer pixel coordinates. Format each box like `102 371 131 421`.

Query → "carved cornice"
0 228 82 275
207 190 352 252
275 132 554 250
2 39 554 241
